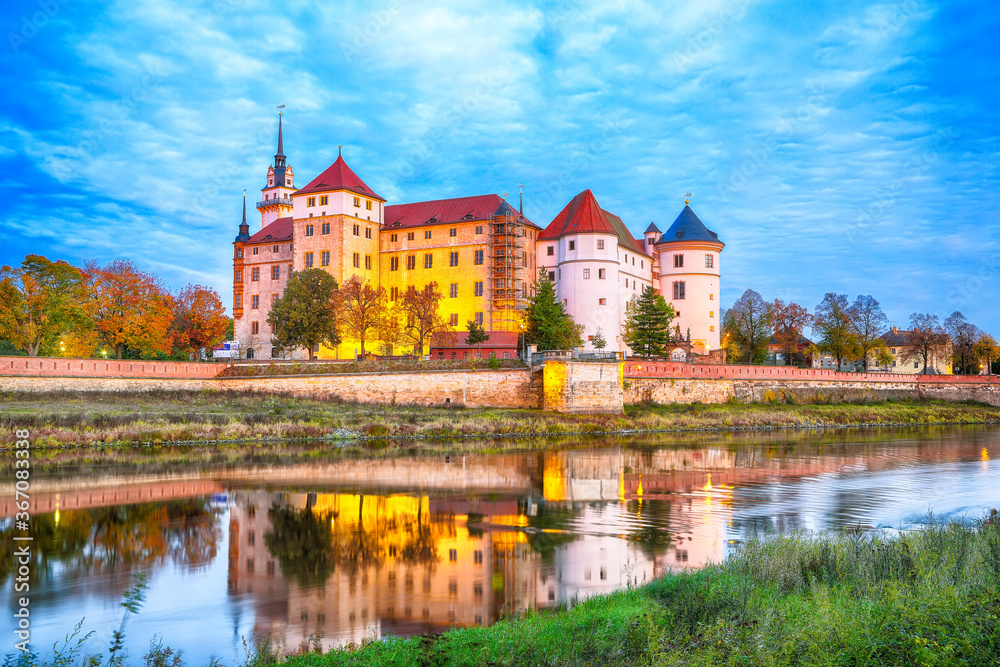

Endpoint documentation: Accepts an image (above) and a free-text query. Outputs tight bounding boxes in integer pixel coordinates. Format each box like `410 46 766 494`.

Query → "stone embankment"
3 355 1000 412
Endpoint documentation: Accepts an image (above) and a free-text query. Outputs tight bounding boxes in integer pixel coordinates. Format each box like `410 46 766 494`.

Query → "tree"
623 285 674 358
813 293 858 371
772 299 812 366
724 289 773 364
375 303 405 356
171 284 229 361
340 275 386 359
592 326 607 350
975 333 998 375
903 313 947 374
0 255 86 356
873 340 895 371
944 312 981 374
524 269 581 351
83 260 174 359
848 295 887 372
466 319 490 359
399 282 452 355
267 269 340 360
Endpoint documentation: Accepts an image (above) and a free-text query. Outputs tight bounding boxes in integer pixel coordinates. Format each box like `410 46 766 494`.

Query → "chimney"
892 326 898 334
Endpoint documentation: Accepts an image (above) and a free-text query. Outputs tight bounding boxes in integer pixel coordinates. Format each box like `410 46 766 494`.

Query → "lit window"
598 268 606 279
599 298 606 305
710 325 715 331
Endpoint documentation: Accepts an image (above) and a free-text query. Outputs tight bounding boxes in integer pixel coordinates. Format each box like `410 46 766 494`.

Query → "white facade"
655 241 723 354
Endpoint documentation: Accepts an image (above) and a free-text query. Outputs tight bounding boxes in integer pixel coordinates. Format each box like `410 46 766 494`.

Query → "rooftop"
296 154 384 200
384 194 538 230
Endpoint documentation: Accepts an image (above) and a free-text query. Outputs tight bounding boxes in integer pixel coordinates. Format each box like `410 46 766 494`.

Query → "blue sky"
1 0 997 333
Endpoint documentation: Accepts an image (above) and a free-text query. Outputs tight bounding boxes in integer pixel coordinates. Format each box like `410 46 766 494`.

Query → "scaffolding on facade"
486 201 531 333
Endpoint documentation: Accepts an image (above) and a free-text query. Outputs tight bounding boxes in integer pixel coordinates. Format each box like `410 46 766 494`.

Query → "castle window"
236 249 243 258
390 257 399 271
321 222 330 235
407 232 415 241
353 253 360 268
450 251 459 267
252 247 258 255
235 294 242 309
710 311 714 317
598 268 606 279
251 321 259 334
599 298 606 305
321 251 330 267
674 254 683 268
304 252 314 268
366 200 373 210
391 233 398 242
424 253 433 269
273 245 279 253
547 246 554 256
319 195 328 206
353 224 360 236
705 254 714 268
710 293 714 300
474 281 484 297
450 228 457 237
353 196 361 207
251 267 260 282
271 266 280 280
288 264 293 277
673 281 686 300
307 197 316 207
449 283 458 298
474 250 484 265
406 255 416 270
476 225 483 234
597 240 604 250
365 227 372 239
365 255 372 270
548 271 555 282
305 225 314 237
710 326 715 331
390 287 399 301
568 241 575 251
474 312 484 325
425 230 432 239
449 313 458 326
235 269 242 283
251 295 260 309
271 294 278 305
583 269 590 279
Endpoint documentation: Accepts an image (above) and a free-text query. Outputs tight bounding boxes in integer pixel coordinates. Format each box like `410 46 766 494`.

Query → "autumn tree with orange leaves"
171 284 230 361
340 275 386 359
83 260 174 359
400 282 452 355
0 255 86 356
772 299 813 366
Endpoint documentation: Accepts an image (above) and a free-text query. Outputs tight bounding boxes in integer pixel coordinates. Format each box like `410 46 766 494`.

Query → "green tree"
265 505 335 588
814 292 859 371
524 269 581 351
591 326 607 350
466 318 490 359
873 339 895 370
623 285 674 357
724 289 773 364
0 255 86 356
267 269 341 360
849 295 887 372
975 333 998 375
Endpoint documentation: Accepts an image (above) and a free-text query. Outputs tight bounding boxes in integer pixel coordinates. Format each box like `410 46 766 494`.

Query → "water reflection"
2 427 998 661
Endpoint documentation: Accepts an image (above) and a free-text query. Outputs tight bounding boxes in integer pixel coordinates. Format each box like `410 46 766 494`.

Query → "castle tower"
232 191 250 321
642 222 661 255
654 203 724 354
257 113 295 228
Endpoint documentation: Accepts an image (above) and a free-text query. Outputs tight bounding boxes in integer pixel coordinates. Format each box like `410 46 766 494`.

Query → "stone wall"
543 360 623 414
0 356 223 378
0 368 541 409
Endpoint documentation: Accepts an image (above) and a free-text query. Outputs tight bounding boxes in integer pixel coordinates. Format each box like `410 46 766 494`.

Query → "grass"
14 513 999 666
1 391 999 460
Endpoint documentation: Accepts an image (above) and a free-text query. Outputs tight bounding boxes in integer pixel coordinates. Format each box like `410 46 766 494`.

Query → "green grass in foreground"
1 390 999 452
14 514 1000 667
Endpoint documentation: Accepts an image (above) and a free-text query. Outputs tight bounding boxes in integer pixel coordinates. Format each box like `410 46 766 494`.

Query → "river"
2 426 998 664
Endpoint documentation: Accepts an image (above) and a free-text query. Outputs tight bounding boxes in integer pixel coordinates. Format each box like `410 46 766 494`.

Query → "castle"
233 116 724 360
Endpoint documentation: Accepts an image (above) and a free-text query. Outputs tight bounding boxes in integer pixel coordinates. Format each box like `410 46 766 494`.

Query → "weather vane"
277 103 285 116
685 192 692 205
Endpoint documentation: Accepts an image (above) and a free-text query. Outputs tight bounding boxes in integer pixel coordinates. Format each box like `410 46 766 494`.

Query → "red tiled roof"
538 190 650 257
430 330 519 349
296 155 384 200
247 217 293 244
384 194 538 230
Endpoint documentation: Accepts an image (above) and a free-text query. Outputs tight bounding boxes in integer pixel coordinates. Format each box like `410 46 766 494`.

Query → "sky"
1 0 998 334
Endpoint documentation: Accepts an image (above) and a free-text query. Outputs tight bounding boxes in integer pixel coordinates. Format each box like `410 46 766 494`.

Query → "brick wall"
543 360 623 414
0 356 223 378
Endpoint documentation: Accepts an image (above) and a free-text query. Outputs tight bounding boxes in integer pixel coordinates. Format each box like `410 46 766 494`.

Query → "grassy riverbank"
2 391 1000 454
281 515 1000 666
